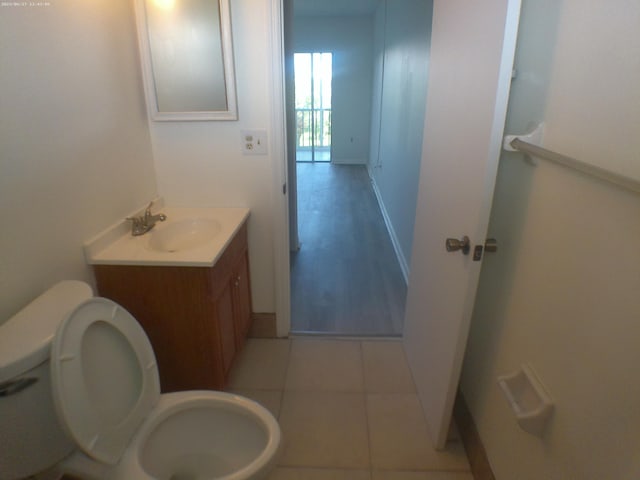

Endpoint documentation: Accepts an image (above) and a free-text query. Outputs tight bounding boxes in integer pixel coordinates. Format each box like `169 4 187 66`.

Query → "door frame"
269 0 291 337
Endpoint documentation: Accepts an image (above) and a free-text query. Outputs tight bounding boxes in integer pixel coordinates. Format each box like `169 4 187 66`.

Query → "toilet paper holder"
498 363 554 436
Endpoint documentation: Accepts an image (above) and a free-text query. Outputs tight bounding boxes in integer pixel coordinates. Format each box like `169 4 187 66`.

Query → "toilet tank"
0 281 93 480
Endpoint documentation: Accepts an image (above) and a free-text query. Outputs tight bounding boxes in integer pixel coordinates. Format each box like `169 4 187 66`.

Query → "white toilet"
0 281 280 480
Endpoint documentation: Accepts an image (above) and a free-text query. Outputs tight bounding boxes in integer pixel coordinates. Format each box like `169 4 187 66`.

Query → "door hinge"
282 183 287 195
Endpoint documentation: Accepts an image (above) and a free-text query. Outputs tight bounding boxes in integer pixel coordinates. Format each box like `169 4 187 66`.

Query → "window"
294 52 332 162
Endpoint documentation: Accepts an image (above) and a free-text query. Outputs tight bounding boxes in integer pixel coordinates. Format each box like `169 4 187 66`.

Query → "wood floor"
290 163 407 336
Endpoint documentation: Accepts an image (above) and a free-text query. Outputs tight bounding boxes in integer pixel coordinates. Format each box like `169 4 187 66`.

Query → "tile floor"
225 338 473 480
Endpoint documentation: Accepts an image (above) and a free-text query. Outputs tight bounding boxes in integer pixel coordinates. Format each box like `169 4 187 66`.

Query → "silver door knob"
445 236 470 255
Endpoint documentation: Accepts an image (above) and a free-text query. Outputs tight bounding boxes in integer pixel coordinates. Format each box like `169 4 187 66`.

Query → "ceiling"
293 0 378 17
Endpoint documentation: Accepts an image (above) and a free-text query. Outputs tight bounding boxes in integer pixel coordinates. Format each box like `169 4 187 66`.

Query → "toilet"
0 281 280 480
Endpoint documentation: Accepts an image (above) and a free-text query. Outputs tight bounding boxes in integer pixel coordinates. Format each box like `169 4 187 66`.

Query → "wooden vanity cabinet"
92 223 252 392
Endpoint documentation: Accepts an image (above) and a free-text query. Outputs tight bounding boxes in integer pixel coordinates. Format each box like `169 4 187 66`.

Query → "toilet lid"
50 297 160 465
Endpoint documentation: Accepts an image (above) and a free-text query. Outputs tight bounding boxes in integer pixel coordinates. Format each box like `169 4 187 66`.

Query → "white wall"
0 0 157 322
293 15 374 164
461 1 640 478
149 0 283 314
368 0 433 277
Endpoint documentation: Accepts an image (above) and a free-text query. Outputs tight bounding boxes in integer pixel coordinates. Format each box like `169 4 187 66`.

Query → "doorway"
294 52 332 163
276 0 522 452
285 0 432 336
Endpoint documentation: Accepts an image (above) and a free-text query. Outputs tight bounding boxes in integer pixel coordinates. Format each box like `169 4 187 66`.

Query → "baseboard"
367 168 409 284
249 312 278 338
331 158 368 165
454 390 496 480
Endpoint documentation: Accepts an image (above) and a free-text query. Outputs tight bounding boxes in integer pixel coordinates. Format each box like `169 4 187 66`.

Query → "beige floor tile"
371 472 474 480
227 339 290 390
367 394 470 471
362 341 415 393
285 339 364 392
278 391 370 468
268 467 371 480
226 389 282 419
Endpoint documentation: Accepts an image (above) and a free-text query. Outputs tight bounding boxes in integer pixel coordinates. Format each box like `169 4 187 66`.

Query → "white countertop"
84 206 250 267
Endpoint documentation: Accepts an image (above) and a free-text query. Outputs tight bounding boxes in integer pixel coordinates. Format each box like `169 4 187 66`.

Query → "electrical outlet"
241 129 268 155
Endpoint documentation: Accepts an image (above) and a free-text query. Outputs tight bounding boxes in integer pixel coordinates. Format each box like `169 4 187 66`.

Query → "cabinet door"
216 282 237 376
232 252 252 349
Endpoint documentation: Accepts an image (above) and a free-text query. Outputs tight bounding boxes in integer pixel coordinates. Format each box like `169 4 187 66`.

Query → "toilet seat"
50 298 160 465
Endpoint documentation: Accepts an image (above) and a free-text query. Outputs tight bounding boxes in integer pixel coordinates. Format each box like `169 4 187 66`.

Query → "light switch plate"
241 129 268 155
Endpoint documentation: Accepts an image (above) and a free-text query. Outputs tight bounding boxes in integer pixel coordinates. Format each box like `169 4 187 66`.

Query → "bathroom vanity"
85 206 252 392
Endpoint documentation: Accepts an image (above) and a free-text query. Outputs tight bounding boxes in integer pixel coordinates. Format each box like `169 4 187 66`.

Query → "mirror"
134 0 237 121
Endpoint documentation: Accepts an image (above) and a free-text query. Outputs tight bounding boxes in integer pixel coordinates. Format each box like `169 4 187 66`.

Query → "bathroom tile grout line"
253 337 473 477
278 338 293 420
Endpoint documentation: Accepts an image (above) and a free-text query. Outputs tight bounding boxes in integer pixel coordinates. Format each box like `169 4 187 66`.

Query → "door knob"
445 236 470 255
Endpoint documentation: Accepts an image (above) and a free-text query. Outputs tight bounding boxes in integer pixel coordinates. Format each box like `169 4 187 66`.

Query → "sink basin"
85 206 250 267
147 218 221 253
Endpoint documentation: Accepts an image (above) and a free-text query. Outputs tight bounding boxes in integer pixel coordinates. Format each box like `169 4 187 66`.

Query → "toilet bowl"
0 281 280 480
61 391 280 480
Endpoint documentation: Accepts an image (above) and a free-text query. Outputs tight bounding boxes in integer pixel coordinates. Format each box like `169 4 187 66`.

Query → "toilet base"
56 450 113 480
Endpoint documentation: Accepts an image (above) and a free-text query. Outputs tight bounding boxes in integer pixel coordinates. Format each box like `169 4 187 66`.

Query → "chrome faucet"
127 202 167 236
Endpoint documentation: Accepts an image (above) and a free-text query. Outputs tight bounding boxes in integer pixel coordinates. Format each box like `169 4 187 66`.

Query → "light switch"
241 129 268 155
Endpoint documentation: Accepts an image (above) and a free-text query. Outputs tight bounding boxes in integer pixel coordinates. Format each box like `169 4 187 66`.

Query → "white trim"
367 167 410 285
331 158 369 165
133 0 238 121
268 0 291 337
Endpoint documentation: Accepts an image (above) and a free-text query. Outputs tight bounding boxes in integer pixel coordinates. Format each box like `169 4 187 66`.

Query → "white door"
403 0 522 448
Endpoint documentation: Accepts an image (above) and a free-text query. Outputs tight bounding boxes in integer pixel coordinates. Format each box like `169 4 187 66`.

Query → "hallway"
290 164 407 335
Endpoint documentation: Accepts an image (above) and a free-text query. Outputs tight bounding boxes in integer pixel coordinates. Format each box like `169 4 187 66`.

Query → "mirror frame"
134 0 238 121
